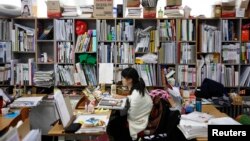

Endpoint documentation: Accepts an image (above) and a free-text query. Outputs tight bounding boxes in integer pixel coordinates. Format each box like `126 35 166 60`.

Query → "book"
21 0 32 17
97 98 127 110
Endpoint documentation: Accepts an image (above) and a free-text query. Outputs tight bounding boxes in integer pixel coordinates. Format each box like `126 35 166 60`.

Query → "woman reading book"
107 67 153 141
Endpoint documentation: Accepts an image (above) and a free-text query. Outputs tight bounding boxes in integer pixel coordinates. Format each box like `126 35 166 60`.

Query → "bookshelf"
0 17 249 95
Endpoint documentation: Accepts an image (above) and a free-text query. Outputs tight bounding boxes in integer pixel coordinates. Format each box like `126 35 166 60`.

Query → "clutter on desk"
9 96 44 108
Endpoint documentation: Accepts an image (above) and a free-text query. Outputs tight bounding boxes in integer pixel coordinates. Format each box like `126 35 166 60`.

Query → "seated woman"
107 67 153 141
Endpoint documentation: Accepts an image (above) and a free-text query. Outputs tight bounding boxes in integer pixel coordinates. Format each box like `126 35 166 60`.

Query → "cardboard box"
167 0 182 6
127 0 140 7
46 0 62 18
143 7 156 18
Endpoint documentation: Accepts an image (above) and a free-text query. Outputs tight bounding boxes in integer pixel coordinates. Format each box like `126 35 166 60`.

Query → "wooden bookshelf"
1 17 250 95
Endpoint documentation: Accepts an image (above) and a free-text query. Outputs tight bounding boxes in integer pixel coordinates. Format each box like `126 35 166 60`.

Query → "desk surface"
0 94 46 134
0 112 20 135
48 110 111 136
196 105 228 141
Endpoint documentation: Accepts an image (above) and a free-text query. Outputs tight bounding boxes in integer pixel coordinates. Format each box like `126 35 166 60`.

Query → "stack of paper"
178 112 213 139
178 119 208 140
127 8 142 17
79 5 93 18
10 96 44 108
33 71 54 87
62 5 80 17
164 6 183 17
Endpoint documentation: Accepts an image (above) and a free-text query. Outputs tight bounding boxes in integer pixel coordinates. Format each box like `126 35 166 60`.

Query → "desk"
0 94 46 135
48 110 111 140
0 111 20 135
196 105 228 141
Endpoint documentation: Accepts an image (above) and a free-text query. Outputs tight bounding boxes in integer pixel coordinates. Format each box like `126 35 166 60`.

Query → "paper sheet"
0 128 20 141
98 63 114 84
54 89 73 128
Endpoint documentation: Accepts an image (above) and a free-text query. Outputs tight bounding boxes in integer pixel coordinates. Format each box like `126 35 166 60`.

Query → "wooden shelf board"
75 52 96 54
13 51 35 54
37 40 54 42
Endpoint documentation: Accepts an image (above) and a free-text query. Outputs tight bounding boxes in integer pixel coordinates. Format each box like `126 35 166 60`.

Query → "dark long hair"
121 67 146 96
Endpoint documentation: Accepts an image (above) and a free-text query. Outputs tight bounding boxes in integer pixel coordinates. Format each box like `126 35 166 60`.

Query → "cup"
1 108 10 116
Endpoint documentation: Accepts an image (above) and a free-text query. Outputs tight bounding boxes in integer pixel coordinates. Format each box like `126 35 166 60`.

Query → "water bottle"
196 97 202 112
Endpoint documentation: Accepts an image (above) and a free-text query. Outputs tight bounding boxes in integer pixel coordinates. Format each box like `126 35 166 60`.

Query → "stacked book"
33 71 54 87
62 5 79 17
127 8 142 18
79 5 93 18
164 6 183 18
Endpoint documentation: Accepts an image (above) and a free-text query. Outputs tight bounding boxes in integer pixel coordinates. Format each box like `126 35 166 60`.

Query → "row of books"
116 20 134 41
54 63 97 86
0 42 11 63
222 20 236 41
0 64 10 84
241 43 250 64
116 43 134 64
222 43 240 64
159 42 176 64
197 63 239 87
178 65 196 87
55 20 73 41
0 19 12 41
13 24 35 52
179 43 196 64
180 19 195 41
98 43 115 63
97 20 115 41
134 64 157 86
75 30 97 52
57 42 74 64
13 58 36 86
158 19 176 41
200 23 221 53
